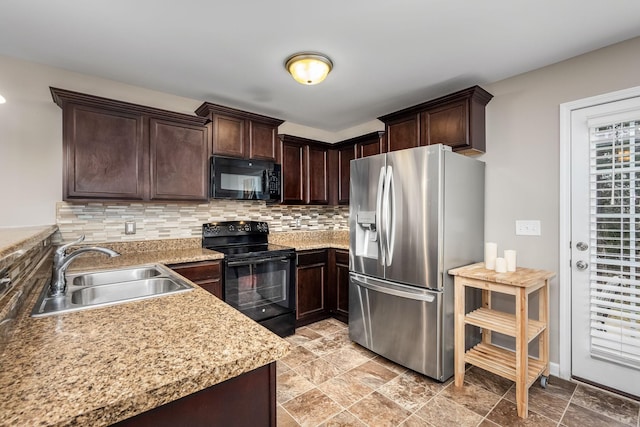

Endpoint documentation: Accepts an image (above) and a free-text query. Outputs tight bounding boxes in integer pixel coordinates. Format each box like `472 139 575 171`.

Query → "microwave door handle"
376 166 386 266
384 165 396 266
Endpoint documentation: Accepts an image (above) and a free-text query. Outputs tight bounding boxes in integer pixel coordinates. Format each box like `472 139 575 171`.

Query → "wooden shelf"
451 263 555 419
465 343 547 388
465 308 546 343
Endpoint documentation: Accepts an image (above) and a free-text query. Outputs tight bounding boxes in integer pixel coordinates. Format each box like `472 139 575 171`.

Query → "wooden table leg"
454 278 466 387
515 287 529 418
539 280 550 377
482 289 492 345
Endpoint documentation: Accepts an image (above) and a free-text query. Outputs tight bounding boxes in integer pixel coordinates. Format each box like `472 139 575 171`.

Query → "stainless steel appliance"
202 221 295 337
210 156 281 201
349 144 484 381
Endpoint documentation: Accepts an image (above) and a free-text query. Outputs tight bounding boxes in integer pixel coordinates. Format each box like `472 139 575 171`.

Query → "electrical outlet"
515 220 541 236
125 221 136 235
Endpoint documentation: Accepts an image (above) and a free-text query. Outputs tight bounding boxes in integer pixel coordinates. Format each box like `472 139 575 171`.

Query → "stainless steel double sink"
31 264 194 317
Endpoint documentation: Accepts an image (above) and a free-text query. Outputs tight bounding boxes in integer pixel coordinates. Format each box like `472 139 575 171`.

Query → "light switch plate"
515 220 541 236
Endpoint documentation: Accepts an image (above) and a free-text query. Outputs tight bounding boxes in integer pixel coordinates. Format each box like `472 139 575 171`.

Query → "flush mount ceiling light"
285 52 333 85
0 94 5 104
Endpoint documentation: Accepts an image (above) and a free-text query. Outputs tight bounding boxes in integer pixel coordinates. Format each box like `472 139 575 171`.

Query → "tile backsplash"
56 200 349 243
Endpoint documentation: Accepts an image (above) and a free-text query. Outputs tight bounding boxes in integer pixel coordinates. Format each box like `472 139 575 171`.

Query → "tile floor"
277 318 640 427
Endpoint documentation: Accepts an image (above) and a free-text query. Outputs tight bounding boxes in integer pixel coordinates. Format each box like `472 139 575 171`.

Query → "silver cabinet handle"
575 260 588 270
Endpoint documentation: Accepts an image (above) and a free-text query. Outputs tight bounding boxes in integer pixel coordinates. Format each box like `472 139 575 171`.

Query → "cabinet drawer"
169 260 221 282
297 250 327 266
335 250 349 265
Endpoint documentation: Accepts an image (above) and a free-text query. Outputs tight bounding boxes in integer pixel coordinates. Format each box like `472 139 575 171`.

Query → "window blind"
588 117 640 368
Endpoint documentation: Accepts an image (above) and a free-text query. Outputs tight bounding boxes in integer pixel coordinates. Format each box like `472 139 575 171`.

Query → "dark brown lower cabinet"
328 249 349 323
295 249 328 327
296 249 350 327
168 260 223 299
112 362 275 427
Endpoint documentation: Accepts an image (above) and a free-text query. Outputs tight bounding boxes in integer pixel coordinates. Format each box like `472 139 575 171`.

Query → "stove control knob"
244 224 251 231
228 225 235 232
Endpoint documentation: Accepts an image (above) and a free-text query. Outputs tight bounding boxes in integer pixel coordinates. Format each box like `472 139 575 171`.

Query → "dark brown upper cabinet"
195 103 284 162
378 86 493 155
51 88 210 202
279 135 329 205
329 131 385 205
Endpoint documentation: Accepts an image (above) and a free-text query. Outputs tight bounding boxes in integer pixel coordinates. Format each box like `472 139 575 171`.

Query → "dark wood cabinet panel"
330 131 385 206
279 135 329 205
113 363 276 427
249 121 279 161
281 141 305 204
378 86 493 154
386 114 420 152
212 114 246 158
195 102 283 161
307 145 329 204
356 132 386 158
63 104 146 200
168 260 223 299
336 145 355 205
51 87 209 202
296 250 328 327
150 119 209 201
422 100 467 149
327 249 349 323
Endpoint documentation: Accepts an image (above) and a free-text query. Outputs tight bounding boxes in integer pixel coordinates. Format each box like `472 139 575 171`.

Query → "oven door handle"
226 256 291 267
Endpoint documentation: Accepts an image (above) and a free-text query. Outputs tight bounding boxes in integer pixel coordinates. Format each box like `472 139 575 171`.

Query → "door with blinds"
571 96 640 397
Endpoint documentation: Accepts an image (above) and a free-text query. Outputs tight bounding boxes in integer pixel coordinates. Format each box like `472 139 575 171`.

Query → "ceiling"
1 1 640 134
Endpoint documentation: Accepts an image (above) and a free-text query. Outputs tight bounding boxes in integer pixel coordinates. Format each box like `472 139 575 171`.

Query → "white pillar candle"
485 242 497 270
495 257 507 273
504 250 517 272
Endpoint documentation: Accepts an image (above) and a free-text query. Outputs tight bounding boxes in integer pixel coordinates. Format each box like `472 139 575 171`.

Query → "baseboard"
549 362 560 378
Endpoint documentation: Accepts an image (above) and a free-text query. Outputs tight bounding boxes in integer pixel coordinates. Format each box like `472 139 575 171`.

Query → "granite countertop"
270 230 349 251
0 231 289 426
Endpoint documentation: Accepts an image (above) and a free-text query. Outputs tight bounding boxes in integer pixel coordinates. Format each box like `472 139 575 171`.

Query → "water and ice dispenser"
355 211 378 259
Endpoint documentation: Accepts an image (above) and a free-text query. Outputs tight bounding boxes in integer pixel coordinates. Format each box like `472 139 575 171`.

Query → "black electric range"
202 221 296 337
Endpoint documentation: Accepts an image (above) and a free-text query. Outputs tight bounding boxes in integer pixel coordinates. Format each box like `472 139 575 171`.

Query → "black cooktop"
202 221 293 259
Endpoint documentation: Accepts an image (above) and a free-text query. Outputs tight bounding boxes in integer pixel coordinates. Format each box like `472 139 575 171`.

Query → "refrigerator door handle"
376 166 386 266
384 165 396 266
351 273 436 302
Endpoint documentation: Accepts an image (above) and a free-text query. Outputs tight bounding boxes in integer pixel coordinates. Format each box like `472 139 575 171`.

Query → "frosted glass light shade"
285 53 333 85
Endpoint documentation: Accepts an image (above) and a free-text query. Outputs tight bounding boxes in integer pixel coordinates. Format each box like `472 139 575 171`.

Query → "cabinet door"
212 114 245 158
168 260 223 299
150 119 209 201
249 121 278 161
334 250 350 320
296 250 328 327
64 104 146 200
281 142 305 204
357 137 385 158
422 100 468 150
386 114 420 152
307 146 329 205
337 145 355 205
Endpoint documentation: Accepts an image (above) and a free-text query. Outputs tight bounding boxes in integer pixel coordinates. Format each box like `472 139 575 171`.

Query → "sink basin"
71 266 162 287
31 264 194 317
71 278 188 306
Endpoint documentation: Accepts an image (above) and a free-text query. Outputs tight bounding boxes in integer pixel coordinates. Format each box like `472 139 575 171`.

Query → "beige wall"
2 36 640 366
481 36 640 364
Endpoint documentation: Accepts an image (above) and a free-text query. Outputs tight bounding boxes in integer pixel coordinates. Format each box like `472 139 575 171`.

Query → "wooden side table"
449 262 555 419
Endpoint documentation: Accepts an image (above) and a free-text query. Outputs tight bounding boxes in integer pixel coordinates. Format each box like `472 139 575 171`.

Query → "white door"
571 96 640 397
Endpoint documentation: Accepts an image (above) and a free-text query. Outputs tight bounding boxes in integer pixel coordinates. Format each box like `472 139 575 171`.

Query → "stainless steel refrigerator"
349 144 484 381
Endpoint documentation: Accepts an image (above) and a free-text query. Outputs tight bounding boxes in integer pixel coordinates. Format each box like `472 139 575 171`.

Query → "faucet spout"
50 242 120 297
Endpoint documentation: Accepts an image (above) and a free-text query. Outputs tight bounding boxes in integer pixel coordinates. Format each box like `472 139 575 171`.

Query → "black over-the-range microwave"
210 156 281 201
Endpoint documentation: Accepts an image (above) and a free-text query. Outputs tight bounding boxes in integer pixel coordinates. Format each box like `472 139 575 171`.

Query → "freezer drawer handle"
354 277 435 302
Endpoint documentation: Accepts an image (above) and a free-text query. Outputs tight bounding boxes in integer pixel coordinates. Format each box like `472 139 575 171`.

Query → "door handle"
575 260 588 271
576 242 588 251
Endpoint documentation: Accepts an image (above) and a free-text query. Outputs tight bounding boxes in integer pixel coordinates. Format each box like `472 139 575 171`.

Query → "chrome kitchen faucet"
50 235 120 296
